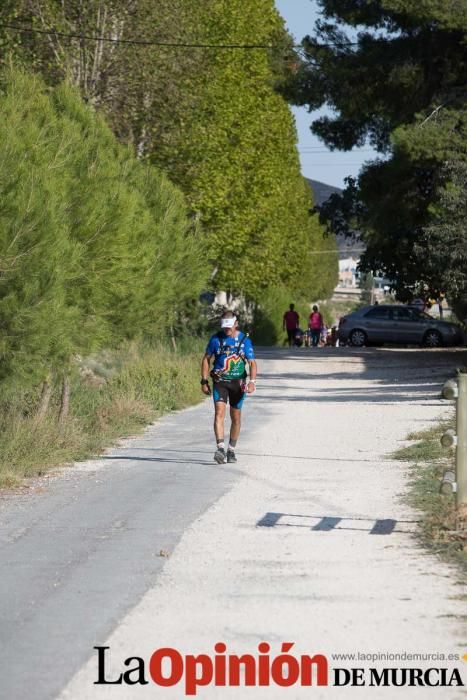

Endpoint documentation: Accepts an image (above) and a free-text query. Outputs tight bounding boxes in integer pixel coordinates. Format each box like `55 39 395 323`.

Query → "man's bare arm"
245 359 257 393
249 359 257 381
201 353 211 380
201 353 212 395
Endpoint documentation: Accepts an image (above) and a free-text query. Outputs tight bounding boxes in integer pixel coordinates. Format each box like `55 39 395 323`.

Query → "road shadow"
101 454 215 467
123 447 393 464
257 511 419 535
254 347 466 405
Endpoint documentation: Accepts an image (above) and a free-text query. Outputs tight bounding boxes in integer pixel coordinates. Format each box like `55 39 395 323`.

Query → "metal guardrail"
441 372 467 517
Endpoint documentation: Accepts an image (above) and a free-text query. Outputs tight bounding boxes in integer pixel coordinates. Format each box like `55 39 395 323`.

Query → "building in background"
338 256 359 288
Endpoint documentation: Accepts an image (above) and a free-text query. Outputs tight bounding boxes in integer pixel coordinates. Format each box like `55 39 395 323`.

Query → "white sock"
217 441 225 450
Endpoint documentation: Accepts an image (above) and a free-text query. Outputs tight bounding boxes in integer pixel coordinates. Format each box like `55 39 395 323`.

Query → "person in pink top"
283 303 300 346
308 305 323 347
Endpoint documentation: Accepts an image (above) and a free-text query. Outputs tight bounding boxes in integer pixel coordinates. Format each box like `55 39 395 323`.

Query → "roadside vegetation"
319 298 364 328
0 68 207 392
0 5 340 486
0 343 203 488
0 68 208 487
392 420 467 572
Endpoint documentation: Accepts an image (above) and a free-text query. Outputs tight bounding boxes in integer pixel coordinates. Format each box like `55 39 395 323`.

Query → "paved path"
1 348 466 698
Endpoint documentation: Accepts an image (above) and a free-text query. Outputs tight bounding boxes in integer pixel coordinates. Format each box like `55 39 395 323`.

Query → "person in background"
293 327 304 347
283 303 300 347
308 305 323 347
320 321 328 347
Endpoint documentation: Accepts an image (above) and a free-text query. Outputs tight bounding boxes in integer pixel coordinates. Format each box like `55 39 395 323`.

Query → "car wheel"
349 329 367 347
423 329 442 348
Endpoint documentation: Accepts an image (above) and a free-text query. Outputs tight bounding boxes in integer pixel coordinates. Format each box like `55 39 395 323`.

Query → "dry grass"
392 418 467 573
0 342 203 487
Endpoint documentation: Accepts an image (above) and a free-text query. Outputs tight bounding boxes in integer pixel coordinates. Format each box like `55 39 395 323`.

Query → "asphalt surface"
1 346 466 699
0 403 240 700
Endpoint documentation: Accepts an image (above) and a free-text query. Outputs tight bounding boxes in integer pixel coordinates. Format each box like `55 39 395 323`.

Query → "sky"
275 0 378 189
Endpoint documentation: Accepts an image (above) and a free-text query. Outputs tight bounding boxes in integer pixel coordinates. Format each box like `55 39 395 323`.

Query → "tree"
0 67 207 405
0 0 337 311
0 70 81 394
0 1 134 102
50 79 208 344
287 0 466 308
289 0 466 151
416 160 467 309
142 0 336 303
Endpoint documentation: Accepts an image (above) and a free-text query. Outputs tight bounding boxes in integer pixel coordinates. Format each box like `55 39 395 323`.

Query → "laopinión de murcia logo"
94 644 464 695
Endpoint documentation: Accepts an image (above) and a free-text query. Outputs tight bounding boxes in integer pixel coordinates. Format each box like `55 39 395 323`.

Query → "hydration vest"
212 332 248 380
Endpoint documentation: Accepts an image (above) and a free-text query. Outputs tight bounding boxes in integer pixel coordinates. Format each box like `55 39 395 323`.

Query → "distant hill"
305 178 363 259
305 178 341 207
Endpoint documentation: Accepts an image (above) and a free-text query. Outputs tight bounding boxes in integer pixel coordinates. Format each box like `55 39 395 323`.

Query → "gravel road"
1 347 466 699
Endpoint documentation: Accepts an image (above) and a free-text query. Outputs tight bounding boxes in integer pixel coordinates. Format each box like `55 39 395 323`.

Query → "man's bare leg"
226 406 241 463
229 406 241 443
214 401 226 442
213 401 227 463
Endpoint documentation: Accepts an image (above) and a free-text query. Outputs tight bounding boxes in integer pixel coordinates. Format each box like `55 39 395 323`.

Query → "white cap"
221 316 236 328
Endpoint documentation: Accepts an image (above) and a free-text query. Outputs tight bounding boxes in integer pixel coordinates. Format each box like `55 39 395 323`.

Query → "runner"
201 310 257 464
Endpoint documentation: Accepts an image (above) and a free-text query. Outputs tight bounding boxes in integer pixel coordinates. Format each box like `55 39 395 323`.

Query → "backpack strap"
215 331 247 357
212 332 249 381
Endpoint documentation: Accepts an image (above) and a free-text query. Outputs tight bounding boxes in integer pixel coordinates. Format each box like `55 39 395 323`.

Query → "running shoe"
214 447 227 464
226 449 237 463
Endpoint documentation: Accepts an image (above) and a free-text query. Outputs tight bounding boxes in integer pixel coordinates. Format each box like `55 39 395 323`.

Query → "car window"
392 307 413 321
407 307 433 320
407 308 433 321
364 307 390 319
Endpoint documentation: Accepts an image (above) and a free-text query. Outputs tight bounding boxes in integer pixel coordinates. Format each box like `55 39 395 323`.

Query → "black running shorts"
212 379 245 409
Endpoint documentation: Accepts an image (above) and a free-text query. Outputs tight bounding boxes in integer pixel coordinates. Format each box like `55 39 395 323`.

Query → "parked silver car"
338 305 463 347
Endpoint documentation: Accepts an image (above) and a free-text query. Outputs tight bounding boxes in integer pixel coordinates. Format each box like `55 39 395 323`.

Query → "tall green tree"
0 0 337 308
142 0 336 303
289 0 466 151
288 0 466 308
416 160 467 317
51 79 208 343
0 67 207 397
0 70 80 390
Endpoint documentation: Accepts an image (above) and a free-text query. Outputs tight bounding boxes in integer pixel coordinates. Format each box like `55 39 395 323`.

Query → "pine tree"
0 70 80 390
51 80 207 343
0 67 207 400
288 0 466 308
